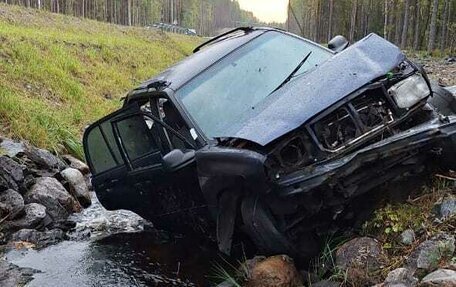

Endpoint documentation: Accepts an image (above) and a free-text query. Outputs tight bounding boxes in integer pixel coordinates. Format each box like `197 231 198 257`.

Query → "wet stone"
0 189 24 218
11 228 65 248
62 155 89 175
0 258 37 287
5 203 48 231
24 146 67 171
60 168 91 208
0 156 24 192
25 177 81 222
0 138 26 158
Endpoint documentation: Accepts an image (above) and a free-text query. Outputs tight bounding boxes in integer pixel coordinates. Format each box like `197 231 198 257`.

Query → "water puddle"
6 193 224 286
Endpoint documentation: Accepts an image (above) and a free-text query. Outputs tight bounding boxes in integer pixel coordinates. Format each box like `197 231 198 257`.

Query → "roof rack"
192 27 254 53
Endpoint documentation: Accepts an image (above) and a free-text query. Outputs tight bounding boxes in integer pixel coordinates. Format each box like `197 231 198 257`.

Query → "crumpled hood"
218 33 405 146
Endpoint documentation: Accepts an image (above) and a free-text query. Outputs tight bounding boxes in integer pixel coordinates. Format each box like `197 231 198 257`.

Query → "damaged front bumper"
276 115 456 197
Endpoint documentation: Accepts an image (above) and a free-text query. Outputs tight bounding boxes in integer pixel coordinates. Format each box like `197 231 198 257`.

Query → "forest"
0 0 455 52
287 0 456 53
0 0 263 36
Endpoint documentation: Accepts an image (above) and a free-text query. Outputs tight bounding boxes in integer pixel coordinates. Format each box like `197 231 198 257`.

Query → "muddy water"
6 194 224 287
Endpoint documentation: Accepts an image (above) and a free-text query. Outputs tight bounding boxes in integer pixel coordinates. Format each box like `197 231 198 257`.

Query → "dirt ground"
412 56 456 86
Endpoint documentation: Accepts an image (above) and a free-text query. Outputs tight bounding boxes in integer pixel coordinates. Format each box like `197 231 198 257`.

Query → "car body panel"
219 33 406 145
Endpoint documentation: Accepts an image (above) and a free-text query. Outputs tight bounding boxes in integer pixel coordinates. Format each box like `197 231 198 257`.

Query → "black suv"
83 27 456 260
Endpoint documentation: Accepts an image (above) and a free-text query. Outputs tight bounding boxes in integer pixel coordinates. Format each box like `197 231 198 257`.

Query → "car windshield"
175 31 332 139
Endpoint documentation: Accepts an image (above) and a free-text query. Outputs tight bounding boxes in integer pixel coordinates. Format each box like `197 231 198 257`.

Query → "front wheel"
240 195 319 261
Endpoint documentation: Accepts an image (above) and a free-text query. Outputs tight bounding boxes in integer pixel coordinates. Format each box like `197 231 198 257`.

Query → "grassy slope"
0 4 201 158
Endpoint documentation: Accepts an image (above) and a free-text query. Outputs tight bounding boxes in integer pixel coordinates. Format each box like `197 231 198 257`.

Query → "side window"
85 105 161 175
85 126 119 174
116 115 159 162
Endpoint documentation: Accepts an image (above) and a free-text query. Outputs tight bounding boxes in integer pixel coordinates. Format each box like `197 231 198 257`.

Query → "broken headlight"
388 74 430 109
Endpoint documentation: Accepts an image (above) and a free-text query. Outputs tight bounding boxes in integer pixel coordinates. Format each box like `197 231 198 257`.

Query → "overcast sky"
237 0 288 23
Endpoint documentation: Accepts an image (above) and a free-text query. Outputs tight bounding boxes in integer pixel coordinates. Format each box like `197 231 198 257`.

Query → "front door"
83 101 210 234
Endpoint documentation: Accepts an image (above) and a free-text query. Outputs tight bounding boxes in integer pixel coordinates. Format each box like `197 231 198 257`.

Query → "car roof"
131 27 314 93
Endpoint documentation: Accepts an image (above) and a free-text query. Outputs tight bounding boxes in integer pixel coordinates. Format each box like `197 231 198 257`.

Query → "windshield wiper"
271 51 312 94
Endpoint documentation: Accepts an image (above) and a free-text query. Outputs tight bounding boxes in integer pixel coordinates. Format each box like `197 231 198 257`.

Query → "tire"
240 195 319 261
428 82 456 115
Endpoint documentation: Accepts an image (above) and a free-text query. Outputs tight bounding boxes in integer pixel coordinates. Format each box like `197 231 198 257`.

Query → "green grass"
0 3 201 158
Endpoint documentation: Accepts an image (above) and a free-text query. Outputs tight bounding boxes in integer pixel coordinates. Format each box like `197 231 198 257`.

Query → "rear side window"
85 126 119 174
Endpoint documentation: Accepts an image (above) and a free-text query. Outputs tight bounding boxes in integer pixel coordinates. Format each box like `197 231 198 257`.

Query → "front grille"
312 87 395 152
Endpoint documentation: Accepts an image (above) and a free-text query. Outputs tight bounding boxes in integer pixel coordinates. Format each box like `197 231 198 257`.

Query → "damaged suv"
83 27 456 260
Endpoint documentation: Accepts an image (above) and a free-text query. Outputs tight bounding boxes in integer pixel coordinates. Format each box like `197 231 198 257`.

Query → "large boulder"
24 146 67 172
5 203 48 231
420 269 456 286
11 228 65 248
407 233 455 277
60 168 91 207
0 156 24 192
336 237 384 284
245 255 302 287
62 155 89 175
0 189 24 218
25 177 81 221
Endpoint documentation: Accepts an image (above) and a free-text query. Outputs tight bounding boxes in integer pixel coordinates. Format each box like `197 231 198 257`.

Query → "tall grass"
0 3 200 158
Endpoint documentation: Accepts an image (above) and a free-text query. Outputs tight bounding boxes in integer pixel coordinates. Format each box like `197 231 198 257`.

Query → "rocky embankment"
0 136 92 284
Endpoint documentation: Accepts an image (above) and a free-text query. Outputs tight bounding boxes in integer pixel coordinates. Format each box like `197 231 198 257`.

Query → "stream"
5 193 224 287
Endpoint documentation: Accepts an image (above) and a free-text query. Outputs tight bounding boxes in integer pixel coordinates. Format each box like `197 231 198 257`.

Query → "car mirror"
162 149 195 171
328 35 349 53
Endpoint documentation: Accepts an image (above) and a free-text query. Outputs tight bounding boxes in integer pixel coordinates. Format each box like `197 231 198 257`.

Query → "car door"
83 102 207 232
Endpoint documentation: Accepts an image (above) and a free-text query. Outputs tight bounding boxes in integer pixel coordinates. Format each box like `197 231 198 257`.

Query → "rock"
401 229 416 246
24 146 67 171
407 233 455 276
0 138 26 158
420 269 456 286
336 237 384 283
433 195 456 220
312 280 340 287
5 203 48 231
11 228 65 248
245 255 302 287
25 177 81 221
0 189 24 218
445 57 456 64
60 168 91 207
0 156 24 192
62 154 89 175
0 258 36 287
383 268 418 287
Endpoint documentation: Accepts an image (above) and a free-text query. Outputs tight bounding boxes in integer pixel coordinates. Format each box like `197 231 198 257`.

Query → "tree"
427 0 439 52
401 0 410 48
